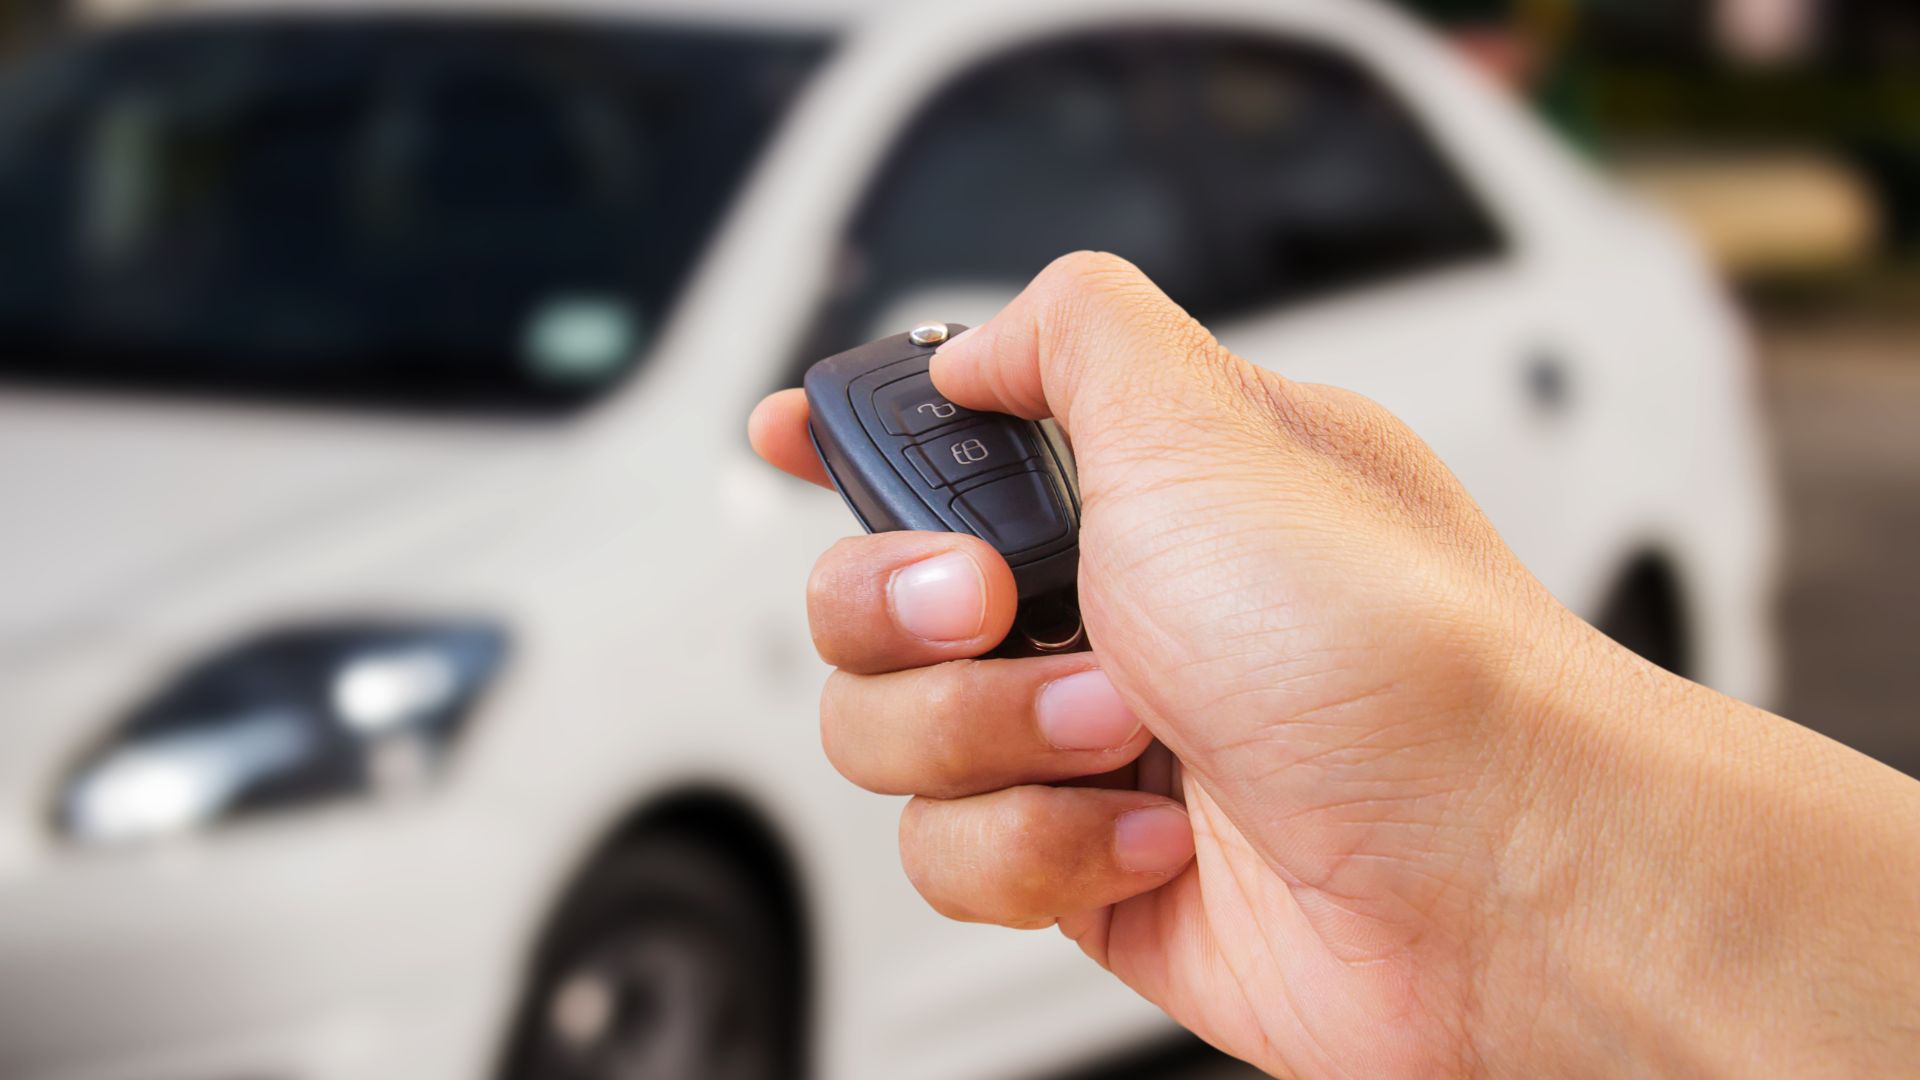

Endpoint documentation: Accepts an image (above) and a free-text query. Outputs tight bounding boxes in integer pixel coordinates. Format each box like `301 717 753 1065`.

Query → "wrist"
1473 613 1920 1076
1469 621 1723 1073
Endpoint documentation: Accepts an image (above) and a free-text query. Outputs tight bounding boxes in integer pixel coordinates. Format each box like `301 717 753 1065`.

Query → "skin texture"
747 253 1920 1077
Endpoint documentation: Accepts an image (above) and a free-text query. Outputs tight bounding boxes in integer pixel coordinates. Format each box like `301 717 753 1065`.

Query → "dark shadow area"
1038 1035 1254 1080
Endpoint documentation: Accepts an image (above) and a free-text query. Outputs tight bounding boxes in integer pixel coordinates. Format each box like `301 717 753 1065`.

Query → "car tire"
1596 559 1691 679
501 834 804 1080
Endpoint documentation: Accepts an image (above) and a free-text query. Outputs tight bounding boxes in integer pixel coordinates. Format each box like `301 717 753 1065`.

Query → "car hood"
0 389 550 657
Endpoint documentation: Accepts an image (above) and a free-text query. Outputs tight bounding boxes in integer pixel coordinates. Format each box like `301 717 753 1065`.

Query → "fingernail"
1114 807 1195 874
889 552 986 642
1037 670 1141 751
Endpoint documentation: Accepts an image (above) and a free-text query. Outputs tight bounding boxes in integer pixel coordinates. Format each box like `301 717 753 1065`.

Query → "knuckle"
897 799 950 905
1274 384 1495 546
803 553 835 616
1284 383 1394 451
1311 387 1428 480
1043 249 1144 294
1034 252 1221 403
988 791 1062 912
804 539 861 617
916 662 987 795
805 537 889 666
817 672 864 781
991 786 1058 852
1039 252 1164 332
898 792 1066 927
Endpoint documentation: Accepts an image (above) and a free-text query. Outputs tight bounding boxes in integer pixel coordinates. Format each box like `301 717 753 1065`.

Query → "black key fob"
804 323 1086 658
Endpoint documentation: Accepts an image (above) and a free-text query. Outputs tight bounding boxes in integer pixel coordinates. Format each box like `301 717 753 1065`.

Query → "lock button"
873 373 975 436
904 424 1034 488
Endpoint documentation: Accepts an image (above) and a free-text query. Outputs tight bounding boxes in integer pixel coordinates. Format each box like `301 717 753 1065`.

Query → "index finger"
747 387 832 488
927 251 1240 443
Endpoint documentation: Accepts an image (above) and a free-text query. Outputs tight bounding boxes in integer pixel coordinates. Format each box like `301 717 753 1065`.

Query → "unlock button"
873 373 975 435
905 424 1034 487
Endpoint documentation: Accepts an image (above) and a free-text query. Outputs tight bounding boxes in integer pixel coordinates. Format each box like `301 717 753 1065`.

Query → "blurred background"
0 0 1914 1078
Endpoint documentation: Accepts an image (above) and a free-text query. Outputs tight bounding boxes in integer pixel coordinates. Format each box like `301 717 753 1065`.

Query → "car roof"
81 0 1396 38
79 0 867 33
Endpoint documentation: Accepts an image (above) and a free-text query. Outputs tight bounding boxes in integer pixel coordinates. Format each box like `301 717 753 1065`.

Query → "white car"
0 1 1777 1078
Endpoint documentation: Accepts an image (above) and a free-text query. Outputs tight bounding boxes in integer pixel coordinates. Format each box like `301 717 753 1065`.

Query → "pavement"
1764 313 1920 776
1075 306 1920 1080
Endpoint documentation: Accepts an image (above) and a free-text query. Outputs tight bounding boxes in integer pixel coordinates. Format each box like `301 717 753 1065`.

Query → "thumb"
929 251 1270 453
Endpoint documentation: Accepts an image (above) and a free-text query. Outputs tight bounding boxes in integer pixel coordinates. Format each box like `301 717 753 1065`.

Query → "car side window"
797 33 1208 365
797 29 1505 374
1178 36 1506 316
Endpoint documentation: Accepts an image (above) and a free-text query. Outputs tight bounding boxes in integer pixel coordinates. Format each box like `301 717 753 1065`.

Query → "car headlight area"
57 621 508 845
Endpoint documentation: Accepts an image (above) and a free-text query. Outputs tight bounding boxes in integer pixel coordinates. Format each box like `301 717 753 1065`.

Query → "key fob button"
873 373 975 435
905 423 1034 488
950 472 1068 556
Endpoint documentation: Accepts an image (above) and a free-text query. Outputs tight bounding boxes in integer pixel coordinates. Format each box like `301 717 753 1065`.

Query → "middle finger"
823 656 1153 799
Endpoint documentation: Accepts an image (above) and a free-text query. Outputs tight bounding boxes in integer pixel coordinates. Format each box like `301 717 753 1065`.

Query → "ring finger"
900 786 1196 928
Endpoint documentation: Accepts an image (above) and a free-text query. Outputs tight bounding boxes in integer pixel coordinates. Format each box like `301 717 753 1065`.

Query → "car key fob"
804 323 1086 658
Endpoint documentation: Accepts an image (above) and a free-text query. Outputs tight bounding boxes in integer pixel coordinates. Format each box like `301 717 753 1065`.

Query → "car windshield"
0 17 829 411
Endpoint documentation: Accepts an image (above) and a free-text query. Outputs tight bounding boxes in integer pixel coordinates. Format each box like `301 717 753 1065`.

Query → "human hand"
749 253 1920 1077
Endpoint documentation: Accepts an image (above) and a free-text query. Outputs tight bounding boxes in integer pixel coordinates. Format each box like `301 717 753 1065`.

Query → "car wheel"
1596 558 1691 679
502 834 803 1080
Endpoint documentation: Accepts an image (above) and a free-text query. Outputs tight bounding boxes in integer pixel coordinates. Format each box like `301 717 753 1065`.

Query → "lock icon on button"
950 438 990 465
